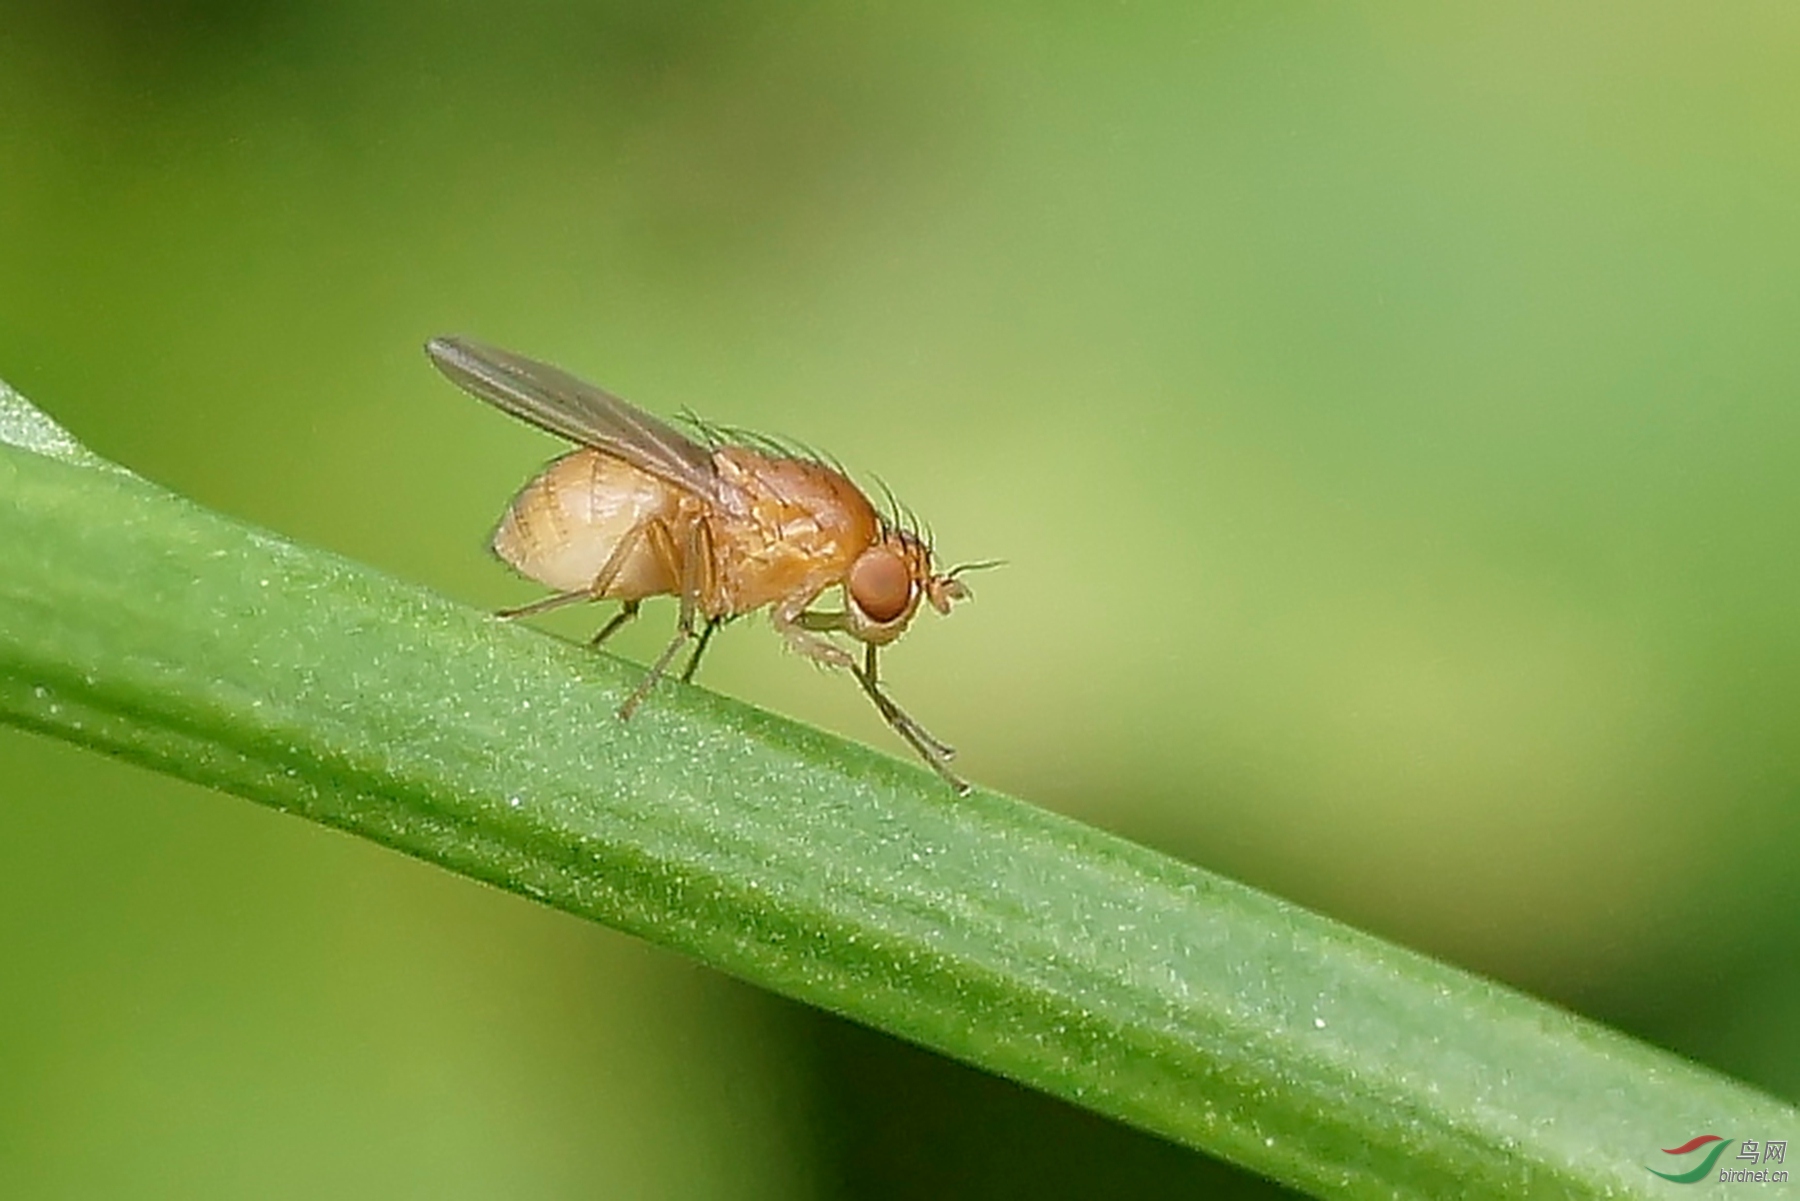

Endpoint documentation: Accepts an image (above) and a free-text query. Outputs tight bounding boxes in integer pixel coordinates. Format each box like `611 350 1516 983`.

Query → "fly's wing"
427 336 720 498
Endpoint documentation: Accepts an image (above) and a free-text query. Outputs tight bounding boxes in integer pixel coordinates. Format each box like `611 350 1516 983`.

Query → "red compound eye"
849 548 911 624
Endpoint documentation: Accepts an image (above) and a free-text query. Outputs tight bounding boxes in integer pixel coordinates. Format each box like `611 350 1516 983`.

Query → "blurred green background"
3 2 1798 1196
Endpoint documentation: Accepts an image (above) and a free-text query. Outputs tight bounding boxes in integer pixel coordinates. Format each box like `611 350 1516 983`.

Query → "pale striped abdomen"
491 448 684 599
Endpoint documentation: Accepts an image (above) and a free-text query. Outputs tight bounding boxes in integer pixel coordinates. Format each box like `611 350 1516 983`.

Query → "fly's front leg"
858 650 957 761
790 607 967 793
851 657 969 794
772 591 854 670
853 642 963 772
794 607 953 759
619 518 708 719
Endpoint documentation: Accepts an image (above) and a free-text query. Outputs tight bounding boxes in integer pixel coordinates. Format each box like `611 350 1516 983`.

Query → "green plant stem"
0 382 1792 1200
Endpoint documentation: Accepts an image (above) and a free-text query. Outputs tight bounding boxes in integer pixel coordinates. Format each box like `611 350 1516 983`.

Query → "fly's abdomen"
491 448 682 598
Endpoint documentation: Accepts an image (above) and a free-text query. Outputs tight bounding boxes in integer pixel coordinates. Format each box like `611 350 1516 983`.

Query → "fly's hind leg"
497 591 591 621
619 518 711 719
588 600 640 647
576 518 665 647
501 518 652 637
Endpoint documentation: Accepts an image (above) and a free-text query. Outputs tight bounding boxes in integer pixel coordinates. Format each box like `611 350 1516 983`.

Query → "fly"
426 336 989 794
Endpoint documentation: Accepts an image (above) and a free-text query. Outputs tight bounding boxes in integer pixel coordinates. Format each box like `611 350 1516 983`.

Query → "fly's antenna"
943 558 1006 592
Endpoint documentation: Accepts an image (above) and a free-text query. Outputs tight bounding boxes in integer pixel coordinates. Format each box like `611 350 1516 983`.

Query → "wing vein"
427 336 720 498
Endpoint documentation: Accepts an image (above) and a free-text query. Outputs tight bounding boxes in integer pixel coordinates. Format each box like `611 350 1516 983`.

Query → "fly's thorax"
491 448 687 598
707 446 881 613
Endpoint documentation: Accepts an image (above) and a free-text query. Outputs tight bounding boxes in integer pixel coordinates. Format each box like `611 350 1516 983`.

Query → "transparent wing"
426 336 719 498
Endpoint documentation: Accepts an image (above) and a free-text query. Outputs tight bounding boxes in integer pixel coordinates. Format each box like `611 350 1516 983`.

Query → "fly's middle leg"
680 618 722 683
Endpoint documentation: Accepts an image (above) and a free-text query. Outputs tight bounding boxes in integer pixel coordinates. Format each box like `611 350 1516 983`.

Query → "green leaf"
0 379 1792 1199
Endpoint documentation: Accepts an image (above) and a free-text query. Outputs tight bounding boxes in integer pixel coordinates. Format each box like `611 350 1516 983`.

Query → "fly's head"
843 529 981 647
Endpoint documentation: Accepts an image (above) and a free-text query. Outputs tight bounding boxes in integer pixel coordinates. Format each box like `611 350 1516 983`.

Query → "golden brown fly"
426 336 986 793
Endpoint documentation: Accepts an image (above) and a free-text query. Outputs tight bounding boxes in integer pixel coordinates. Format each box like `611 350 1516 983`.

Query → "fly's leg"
497 591 590 620
772 593 855 670
619 627 691 719
795 610 958 764
578 519 665 645
502 519 653 637
786 603 967 793
589 600 640 647
679 618 722 683
855 642 960 761
619 518 708 719
851 659 969 794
